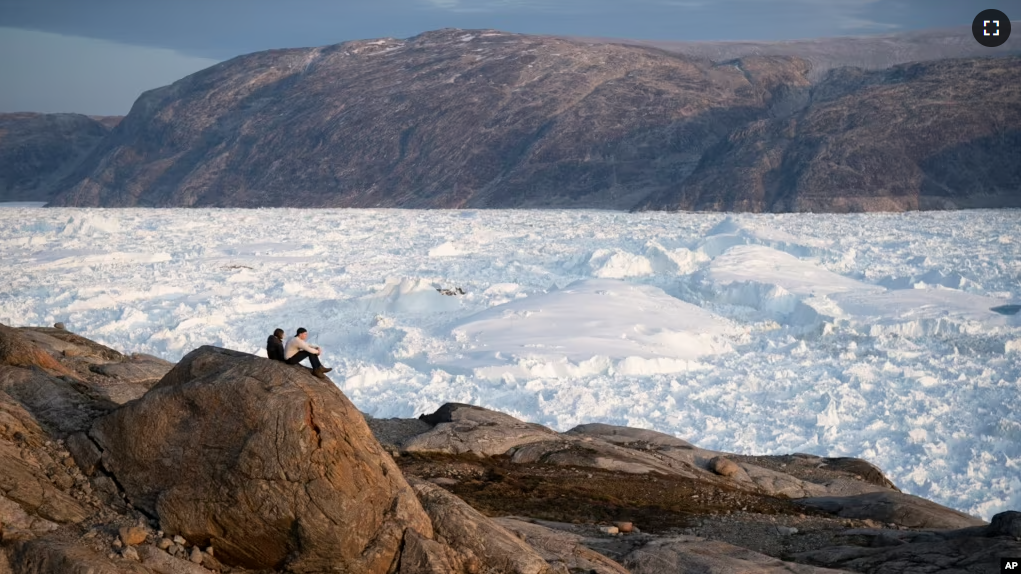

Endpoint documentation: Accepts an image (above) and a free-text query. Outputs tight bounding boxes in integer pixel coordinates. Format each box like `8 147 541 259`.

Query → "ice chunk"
440 279 737 375
359 278 462 314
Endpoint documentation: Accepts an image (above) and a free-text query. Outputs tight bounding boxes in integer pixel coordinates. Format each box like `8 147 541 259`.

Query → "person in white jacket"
285 327 333 378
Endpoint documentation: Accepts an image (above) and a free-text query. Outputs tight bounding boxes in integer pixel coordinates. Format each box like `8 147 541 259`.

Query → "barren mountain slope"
46 29 1021 211
574 24 1021 80
0 113 114 202
637 56 1021 212
47 29 812 209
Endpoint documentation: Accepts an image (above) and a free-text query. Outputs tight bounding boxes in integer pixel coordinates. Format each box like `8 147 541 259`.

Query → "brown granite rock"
709 456 742 478
0 367 106 435
404 402 561 457
397 529 463 574
2 537 153 574
494 517 630 574
86 359 172 404
65 433 102 477
625 536 850 573
119 526 148 547
0 440 88 528
0 325 72 378
89 346 433 573
408 476 556 574
797 491 986 530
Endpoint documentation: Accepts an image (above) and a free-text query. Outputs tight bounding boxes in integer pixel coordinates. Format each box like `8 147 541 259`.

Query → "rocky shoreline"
0 323 1016 573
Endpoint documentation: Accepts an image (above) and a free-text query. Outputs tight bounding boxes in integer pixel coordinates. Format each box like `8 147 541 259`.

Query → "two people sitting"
266 327 333 379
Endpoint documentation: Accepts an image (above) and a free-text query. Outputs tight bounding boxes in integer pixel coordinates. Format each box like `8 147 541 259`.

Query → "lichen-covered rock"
90 346 433 573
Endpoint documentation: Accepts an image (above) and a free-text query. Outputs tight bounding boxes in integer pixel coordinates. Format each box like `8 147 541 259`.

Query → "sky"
0 0 1018 115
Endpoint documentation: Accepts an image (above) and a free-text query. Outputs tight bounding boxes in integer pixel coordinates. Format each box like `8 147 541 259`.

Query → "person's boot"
312 366 333 379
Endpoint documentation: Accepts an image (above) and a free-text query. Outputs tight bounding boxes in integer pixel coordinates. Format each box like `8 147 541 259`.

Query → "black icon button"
973 9 1011 47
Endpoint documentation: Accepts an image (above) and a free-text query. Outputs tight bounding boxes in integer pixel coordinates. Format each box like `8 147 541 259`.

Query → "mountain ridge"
10 27 1018 212
0 113 117 203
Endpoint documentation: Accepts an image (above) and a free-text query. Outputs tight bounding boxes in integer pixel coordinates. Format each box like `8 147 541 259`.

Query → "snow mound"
706 245 879 297
831 288 1020 337
59 214 121 236
440 279 737 376
359 279 463 314
644 241 705 275
428 241 462 257
877 270 972 291
711 281 825 328
699 216 831 258
587 249 654 278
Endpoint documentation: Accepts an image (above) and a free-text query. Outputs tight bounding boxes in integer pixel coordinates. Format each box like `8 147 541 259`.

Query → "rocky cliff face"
42 29 1021 211
48 29 812 209
0 113 116 203
637 57 1021 212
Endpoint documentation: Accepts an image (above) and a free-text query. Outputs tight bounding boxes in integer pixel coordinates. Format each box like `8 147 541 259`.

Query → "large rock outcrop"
403 402 562 456
88 346 433 572
408 477 557 574
1 326 1016 574
394 403 897 502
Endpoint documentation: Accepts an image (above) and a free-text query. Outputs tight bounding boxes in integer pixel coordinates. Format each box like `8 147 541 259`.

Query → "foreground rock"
797 491 986 530
89 346 433 572
403 402 561 456
625 536 849 573
1 326 1016 574
493 517 630 574
409 477 557 574
795 516 1021 574
394 404 898 503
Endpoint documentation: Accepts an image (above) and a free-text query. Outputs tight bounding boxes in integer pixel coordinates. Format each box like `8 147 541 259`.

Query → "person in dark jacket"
266 328 286 362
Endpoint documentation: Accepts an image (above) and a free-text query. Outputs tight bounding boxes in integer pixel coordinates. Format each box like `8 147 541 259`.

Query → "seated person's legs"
285 350 323 370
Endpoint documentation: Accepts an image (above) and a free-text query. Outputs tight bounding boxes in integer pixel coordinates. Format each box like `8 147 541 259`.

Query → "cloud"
0 27 219 116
